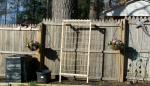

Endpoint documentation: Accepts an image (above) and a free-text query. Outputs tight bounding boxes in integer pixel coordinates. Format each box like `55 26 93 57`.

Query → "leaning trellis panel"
59 20 91 83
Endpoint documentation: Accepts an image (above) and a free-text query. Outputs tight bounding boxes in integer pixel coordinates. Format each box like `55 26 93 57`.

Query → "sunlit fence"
1 17 150 82
0 25 40 76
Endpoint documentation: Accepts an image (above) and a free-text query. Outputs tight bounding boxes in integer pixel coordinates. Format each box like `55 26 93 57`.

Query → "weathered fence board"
0 25 40 76
1 17 150 82
43 19 124 81
126 17 150 80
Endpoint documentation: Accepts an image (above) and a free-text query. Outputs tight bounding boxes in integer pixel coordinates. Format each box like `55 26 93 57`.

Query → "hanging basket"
108 39 124 50
26 41 40 51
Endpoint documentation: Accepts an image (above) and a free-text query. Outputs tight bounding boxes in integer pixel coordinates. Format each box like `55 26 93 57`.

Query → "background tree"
0 0 133 24
17 0 47 24
89 0 100 19
52 0 78 20
78 0 90 19
46 0 52 18
89 0 104 19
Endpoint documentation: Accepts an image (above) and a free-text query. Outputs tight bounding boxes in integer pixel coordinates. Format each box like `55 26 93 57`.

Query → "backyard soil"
50 79 150 86
1 77 150 86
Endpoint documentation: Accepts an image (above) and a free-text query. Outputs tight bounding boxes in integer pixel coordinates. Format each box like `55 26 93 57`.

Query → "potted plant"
108 39 124 50
26 40 40 51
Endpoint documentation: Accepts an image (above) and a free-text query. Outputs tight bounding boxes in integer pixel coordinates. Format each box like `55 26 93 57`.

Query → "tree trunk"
52 0 77 20
89 0 100 19
46 0 52 18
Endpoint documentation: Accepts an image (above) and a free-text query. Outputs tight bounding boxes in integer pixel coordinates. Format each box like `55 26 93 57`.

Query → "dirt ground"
0 80 150 86
51 80 150 86
1 77 150 86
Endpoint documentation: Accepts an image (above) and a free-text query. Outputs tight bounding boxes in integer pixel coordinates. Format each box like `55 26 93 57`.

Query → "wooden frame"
0 25 40 56
118 19 126 82
59 20 91 83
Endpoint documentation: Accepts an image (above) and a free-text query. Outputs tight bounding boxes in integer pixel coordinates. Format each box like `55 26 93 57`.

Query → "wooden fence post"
37 25 42 62
37 23 46 70
118 19 126 82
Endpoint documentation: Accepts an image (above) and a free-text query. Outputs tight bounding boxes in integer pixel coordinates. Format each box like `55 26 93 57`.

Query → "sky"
0 0 25 24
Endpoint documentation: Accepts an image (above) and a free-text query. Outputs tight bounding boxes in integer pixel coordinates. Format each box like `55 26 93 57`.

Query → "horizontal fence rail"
43 18 124 81
0 25 40 76
43 17 150 81
0 17 150 82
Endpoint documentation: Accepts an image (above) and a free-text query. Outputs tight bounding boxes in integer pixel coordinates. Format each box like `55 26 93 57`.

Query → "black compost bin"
36 70 50 83
5 54 34 82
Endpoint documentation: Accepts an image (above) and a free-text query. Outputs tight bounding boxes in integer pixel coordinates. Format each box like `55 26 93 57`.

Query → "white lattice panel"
127 53 150 80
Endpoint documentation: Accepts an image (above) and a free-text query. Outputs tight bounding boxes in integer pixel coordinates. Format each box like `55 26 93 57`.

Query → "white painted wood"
61 73 87 77
59 22 64 82
59 20 91 83
0 51 37 55
86 21 92 83
0 27 39 31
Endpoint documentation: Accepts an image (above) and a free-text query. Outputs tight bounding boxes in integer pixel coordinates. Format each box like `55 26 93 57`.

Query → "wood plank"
61 73 87 77
0 51 37 55
0 27 39 31
102 77 118 80
119 19 126 82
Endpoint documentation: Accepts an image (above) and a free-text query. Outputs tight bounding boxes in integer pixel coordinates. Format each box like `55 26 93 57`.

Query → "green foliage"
18 84 26 86
17 0 47 24
28 82 39 86
78 0 90 19
0 0 4 2
18 82 38 86
78 0 104 19
17 0 104 22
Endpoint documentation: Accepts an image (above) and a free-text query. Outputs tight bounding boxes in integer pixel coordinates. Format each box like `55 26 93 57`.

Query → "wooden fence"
126 17 150 81
43 19 125 82
0 17 150 82
43 17 150 81
0 25 41 76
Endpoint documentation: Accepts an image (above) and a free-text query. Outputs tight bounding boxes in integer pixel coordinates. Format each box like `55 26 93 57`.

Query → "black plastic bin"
36 70 50 83
5 54 34 82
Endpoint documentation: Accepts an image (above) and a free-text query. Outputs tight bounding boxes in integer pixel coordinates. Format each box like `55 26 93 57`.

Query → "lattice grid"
59 20 91 83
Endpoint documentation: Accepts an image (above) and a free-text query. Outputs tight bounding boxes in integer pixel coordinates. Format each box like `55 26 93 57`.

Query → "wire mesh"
59 20 91 83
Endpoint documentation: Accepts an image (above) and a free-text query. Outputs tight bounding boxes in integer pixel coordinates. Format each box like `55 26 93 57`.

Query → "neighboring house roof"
104 0 150 16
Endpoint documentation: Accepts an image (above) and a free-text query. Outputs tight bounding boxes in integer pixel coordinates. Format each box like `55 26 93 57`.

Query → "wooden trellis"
59 20 92 83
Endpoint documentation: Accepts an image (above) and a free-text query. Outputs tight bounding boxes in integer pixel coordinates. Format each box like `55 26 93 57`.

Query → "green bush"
18 82 38 86
28 82 38 86
18 84 26 86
